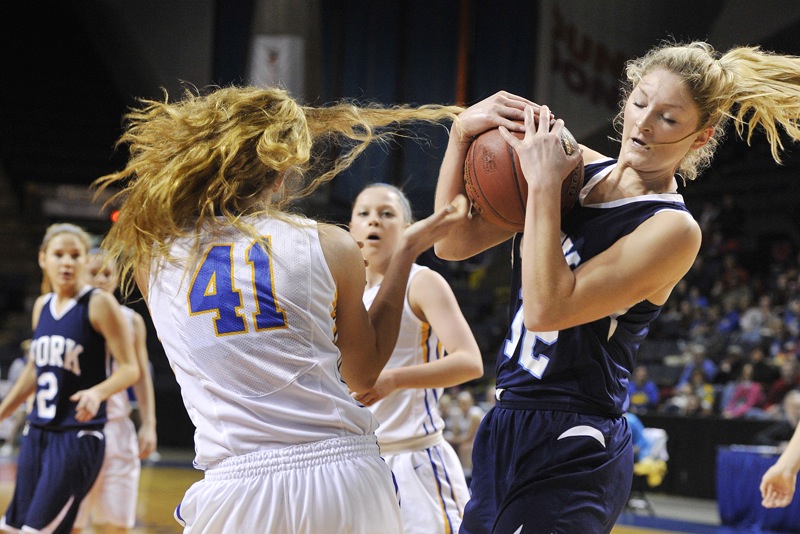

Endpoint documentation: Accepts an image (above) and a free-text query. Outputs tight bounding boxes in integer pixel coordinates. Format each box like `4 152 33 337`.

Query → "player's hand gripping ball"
463 124 584 232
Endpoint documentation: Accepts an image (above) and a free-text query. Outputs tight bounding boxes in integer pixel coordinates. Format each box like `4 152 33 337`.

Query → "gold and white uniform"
148 216 401 533
364 264 470 534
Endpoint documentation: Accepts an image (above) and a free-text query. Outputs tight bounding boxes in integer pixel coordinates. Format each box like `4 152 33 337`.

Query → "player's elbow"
434 240 475 262
465 355 485 381
123 362 141 389
346 373 377 394
522 305 562 333
341 364 379 394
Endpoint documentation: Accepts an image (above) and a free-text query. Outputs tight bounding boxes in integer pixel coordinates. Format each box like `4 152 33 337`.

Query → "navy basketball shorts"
460 406 633 534
2 425 105 533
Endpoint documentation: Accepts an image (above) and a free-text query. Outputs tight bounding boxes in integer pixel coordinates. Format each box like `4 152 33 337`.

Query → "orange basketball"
463 125 583 232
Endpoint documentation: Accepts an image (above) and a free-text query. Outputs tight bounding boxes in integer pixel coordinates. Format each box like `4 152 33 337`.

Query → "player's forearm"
93 361 140 402
367 251 416 373
521 184 572 331
434 133 475 260
774 426 800 475
0 365 36 420
389 352 483 390
132 378 157 429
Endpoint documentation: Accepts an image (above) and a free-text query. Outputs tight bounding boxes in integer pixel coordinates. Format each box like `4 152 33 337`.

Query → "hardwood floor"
0 455 202 533
0 453 727 533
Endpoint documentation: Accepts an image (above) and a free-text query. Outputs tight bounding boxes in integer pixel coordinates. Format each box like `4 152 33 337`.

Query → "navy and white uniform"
2 286 108 534
147 216 402 533
461 159 690 534
364 264 470 534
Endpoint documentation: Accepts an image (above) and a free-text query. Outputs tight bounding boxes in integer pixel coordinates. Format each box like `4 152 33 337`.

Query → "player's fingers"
550 118 565 137
537 106 551 133
139 439 155 458
498 126 519 146
499 91 537 108
522 106 537 132
499 118 526 133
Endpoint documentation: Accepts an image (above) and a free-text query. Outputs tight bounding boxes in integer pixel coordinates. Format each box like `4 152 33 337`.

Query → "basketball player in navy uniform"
0 223 139 533
433 41 800 533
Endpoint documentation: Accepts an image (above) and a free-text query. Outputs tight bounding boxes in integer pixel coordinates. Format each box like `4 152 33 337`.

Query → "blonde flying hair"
94 85 463 296
615 40 800 182
39 223 92 294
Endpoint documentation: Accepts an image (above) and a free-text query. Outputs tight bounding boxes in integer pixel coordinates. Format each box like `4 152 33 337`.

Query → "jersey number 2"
188 240 288 335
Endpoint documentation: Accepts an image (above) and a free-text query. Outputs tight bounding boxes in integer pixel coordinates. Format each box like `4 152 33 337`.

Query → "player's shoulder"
31 293 51 328
408 265 454 305
33 293 50 310
409 265 447 290
318 223 361 259
579 145 609 164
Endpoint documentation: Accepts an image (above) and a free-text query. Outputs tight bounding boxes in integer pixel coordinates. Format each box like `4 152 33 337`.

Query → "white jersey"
104 305 136 421
147 216 377 469
363 264 446 445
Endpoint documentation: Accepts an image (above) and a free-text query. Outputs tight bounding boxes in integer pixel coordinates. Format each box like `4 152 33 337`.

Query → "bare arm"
501 106 701 332
0 359 36 420
72 291 140 422
762 424 800 508
130 311 157 458
434 91 535 260
322 196 469 392
0 296 46 419
352 269 484 405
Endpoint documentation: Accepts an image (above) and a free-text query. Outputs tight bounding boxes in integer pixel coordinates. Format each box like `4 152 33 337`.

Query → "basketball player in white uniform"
148 205 468 532
95 85 467 533
74 250 157 533
350 184 483 534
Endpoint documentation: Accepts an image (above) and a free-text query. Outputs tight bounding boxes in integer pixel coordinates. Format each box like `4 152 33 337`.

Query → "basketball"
463 124 584 232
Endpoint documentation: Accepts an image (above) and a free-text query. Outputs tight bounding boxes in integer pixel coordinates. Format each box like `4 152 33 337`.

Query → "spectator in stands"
676 343 717 389
754 390 800 448
719 252 749 289
715 297 742 337
627 365 660 414
701 303 734 360
722 363 766 419
715 193 747 246
748 345 781 392
662 367 715 417
764 359 800 416
624 412 654 461
478 382 497 413
452 390 485 481
740 295 779 348
783 298 800 338
715 344 746 410
440 391 461 449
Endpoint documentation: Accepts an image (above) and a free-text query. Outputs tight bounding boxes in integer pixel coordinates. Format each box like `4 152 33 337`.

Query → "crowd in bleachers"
628 192 800 428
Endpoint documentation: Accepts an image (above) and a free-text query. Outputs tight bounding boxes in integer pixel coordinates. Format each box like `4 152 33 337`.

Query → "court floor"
0 451 759 533
0 452 202 533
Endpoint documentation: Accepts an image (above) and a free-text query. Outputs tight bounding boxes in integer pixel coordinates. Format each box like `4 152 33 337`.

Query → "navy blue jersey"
29 286 109 429
496 158 690 417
